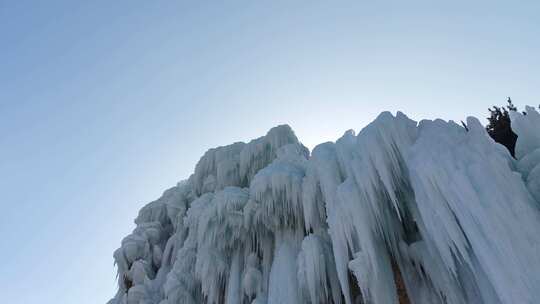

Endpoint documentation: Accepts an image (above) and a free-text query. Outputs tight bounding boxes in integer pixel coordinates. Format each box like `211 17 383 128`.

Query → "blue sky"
1 1 539 303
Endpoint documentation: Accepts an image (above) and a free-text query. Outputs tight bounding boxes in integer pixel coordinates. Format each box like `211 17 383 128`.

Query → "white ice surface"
109 110 540 304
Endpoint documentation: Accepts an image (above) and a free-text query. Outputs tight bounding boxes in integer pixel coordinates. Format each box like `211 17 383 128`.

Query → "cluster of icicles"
109 107 540 304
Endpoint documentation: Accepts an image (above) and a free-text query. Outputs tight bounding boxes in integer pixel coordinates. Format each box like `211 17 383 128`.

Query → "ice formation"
109 109 540 304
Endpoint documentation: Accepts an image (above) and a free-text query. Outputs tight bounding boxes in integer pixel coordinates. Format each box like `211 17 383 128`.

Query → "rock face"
109 109 540 304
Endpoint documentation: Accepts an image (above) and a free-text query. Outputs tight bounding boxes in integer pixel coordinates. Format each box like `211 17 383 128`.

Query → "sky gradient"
1 1 539 303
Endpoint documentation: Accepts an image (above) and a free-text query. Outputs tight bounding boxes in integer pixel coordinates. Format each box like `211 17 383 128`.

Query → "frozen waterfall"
109 109 540 304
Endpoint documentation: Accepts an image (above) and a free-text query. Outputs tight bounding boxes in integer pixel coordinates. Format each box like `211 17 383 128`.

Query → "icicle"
511 107 540 202
297 233 342 304
243 253 263 300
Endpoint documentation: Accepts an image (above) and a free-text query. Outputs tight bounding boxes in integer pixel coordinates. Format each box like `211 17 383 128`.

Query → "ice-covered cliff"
108 108 540 304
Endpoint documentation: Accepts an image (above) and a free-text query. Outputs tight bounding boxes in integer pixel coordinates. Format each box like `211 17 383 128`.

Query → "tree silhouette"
486 97 518 157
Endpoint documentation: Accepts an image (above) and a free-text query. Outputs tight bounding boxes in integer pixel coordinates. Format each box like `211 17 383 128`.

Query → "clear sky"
1 1 539 303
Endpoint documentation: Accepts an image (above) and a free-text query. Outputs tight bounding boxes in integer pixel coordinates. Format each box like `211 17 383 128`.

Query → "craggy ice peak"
109 109 540 304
